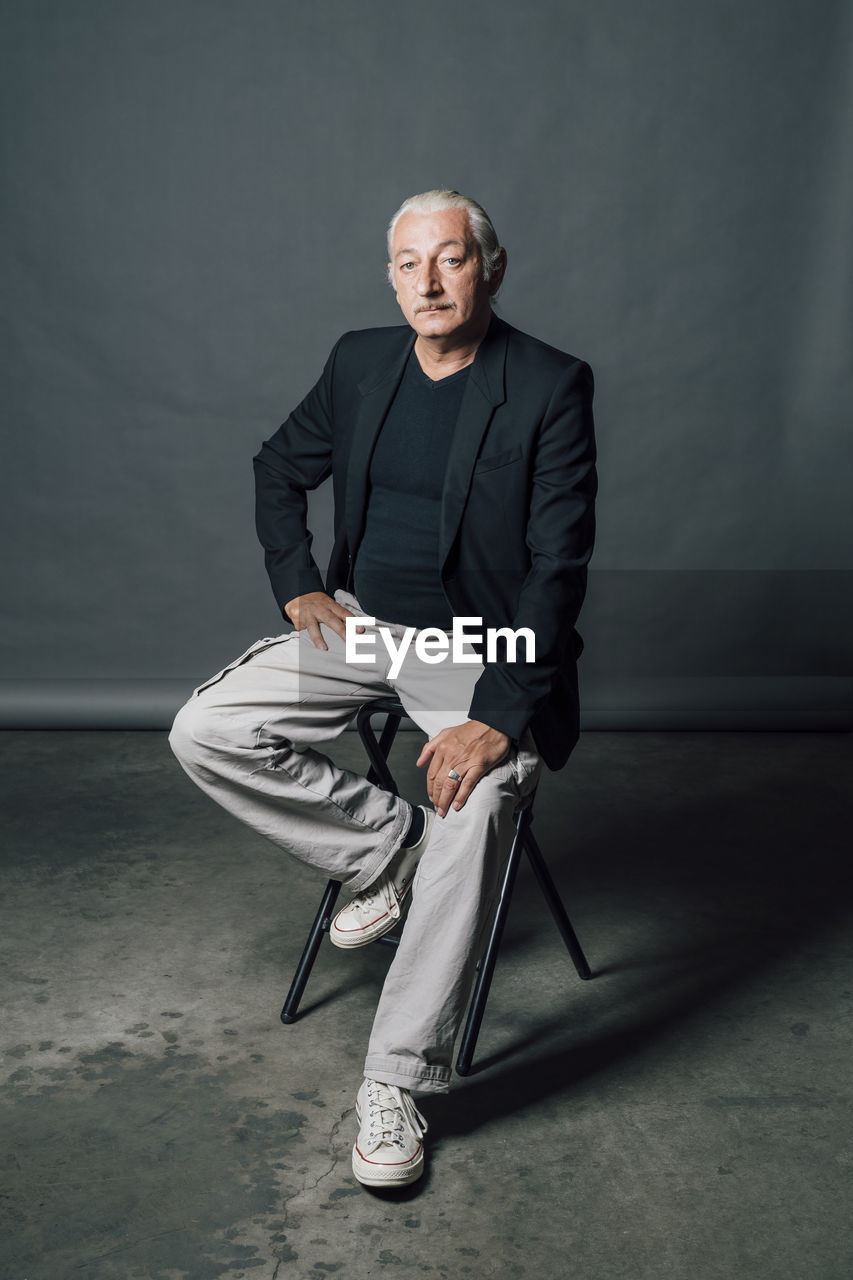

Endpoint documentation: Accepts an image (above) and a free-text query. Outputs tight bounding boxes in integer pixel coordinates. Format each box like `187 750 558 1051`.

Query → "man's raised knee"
168 699 207 769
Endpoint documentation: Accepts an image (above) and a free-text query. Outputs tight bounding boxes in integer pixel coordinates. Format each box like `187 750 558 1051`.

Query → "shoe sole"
328 885 411 949
352 1142 425 1187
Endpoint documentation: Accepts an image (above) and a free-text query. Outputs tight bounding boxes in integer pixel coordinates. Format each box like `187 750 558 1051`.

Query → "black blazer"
253 313 597 770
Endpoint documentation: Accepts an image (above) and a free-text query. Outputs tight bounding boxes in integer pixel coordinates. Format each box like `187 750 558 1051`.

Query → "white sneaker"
329 806 434 949
352 1077 427 1187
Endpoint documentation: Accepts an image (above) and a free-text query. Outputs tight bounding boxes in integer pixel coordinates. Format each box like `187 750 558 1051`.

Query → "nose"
416 261 442 295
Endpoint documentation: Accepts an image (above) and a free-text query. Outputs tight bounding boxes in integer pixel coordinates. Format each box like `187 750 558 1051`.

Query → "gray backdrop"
2 0 851 728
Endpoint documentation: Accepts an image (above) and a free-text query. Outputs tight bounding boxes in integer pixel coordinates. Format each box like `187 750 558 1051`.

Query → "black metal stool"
280 696 592 1076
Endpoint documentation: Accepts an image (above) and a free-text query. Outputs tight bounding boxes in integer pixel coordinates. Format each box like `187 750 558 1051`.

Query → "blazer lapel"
345 329 415 554
438 314 508 569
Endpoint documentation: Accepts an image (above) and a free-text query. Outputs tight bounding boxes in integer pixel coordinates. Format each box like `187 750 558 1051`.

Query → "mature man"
169 189 597 1187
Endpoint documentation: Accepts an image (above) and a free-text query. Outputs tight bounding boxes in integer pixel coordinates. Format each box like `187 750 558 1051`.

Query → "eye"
444 257 461 266
400 261 416 271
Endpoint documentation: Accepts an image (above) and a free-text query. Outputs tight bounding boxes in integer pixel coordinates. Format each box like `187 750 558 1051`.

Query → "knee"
168 697 214 770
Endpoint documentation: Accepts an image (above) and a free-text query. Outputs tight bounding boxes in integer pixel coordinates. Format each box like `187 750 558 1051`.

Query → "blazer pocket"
473 444 523 474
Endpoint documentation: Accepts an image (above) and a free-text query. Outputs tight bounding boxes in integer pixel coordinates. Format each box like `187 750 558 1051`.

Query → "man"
170 189 596 1187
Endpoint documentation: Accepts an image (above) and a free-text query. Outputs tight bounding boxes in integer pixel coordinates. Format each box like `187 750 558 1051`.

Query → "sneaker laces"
348 872 400 923
363 1080 427 1152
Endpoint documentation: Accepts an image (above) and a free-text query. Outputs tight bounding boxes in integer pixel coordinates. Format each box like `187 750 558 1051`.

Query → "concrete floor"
1 727 851 1280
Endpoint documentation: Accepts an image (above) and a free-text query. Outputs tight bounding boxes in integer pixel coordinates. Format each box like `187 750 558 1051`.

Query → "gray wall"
2 0 851 727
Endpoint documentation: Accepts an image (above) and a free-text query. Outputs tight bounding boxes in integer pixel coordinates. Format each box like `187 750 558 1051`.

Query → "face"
389 206 501 344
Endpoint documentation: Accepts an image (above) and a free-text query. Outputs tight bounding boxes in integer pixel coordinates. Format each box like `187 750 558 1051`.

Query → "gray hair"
386 189 504 290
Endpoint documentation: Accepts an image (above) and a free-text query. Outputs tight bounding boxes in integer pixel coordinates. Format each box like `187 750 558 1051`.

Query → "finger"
426 749 450 805
423 733 463 806
434 762 466 817
334 604 365 634
306 619 328 651
313 606 353 644
419 732 444 772
450 768 482 812
325 605 365 639
321 614 349 643
432 768 450 808
435 778 460 817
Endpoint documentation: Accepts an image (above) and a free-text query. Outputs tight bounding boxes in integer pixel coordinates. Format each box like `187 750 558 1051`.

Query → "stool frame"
280 697 591 1076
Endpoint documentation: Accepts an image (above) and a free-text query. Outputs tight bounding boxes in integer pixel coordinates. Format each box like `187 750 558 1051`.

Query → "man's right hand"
284 591 365 651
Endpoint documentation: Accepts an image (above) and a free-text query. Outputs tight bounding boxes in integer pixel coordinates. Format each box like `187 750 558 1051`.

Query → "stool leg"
280 877 342 1023
455 806 529 1077
357 706 403 794
524 829 592 980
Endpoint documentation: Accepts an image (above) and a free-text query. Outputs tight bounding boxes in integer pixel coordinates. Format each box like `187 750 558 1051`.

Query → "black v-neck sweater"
352 351 469 629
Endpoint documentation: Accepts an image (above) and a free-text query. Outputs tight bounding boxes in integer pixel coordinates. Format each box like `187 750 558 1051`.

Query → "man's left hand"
417 720 511 818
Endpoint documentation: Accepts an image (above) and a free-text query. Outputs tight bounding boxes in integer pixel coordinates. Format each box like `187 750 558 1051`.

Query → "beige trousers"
169 589 542 1094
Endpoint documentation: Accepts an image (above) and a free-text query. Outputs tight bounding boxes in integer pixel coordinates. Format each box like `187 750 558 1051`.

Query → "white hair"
386 189 504 292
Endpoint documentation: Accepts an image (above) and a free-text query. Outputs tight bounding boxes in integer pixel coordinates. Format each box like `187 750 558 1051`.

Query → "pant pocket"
333 588 368 617
192 633 293 697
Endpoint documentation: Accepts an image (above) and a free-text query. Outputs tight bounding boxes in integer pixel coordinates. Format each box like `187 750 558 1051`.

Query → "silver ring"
447 768 461 781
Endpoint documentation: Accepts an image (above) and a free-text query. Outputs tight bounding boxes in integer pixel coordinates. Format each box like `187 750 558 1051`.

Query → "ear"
488 247 507 295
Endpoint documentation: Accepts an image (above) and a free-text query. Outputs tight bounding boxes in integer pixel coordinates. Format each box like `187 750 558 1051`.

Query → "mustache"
413 302 457 316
